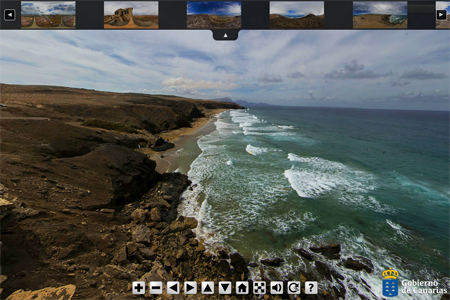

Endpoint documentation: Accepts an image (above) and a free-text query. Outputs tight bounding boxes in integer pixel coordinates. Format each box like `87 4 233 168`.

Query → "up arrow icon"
224 33 228 38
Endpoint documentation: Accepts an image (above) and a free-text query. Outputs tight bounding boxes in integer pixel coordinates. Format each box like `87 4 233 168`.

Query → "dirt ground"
353 14 407 29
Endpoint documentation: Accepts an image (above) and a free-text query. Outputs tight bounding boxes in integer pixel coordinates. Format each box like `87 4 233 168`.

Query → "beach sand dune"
353 14 407 29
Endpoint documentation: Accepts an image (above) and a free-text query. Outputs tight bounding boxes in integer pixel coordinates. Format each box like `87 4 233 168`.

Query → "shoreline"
147 108 228 174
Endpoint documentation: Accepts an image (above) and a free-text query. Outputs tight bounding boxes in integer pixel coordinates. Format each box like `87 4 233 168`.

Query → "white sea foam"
226 160 233 165
285 153 376 197
278 125 298 129
246 145 269 155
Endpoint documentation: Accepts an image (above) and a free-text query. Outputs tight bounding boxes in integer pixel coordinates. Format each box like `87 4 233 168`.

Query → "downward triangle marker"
221 283 229 290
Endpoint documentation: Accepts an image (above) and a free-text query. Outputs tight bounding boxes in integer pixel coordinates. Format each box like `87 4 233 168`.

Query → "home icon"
236 281 249 294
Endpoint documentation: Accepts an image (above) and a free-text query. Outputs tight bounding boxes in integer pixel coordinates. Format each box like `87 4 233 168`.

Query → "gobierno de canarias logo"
383 267 399 297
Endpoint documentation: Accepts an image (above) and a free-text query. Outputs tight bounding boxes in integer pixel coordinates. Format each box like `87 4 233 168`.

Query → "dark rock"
332 284 346 298
126 242 137 257
114 245 128 264
179 236 189 245
183 217 198 229
176 249 187 260
230 252 248 274
151 138 175 152
331 270 345 281
132 225 152 245
314 261 332 281
150 207 161 222
218 249 229 259
131 208 146 223
218 260 232 277
261 258 284 267
137 246 157 261
344 257 373 273
310 244 341 260
169 220 185 233
441 294 450 300
297 248 314 261
188 238 198 247
181 229 195 238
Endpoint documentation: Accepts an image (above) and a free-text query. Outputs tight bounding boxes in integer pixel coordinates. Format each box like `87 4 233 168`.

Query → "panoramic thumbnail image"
187 1 241 29
436 1 450 28
353 2 407 28
104 2 158 29
1 29 450 299
21 1 76 29
270 2 324 29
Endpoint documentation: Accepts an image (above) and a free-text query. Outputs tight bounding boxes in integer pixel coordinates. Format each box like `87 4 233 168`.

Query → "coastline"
145 108 228 174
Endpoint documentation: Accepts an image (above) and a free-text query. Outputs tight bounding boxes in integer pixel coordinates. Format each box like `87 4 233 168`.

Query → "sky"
21 2 75 16
436 1 450 13
353 2 407 16
187 2 241 16
270 2 324 17
0 30 449 111
104 2 158 16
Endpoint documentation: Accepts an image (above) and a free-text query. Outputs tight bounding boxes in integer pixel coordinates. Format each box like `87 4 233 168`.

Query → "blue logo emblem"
382 267 399 297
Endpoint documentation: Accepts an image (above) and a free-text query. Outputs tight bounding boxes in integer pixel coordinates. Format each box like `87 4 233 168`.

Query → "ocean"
174 106 449 299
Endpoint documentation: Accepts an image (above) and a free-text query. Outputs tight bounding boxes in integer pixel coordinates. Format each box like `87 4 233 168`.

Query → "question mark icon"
305 281 317 294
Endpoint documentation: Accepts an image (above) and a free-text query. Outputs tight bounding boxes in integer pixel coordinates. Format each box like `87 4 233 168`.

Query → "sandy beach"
139 108 229 173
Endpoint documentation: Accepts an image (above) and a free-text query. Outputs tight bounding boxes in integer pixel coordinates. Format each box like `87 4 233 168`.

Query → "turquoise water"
177 106 449 299
389 15 407 24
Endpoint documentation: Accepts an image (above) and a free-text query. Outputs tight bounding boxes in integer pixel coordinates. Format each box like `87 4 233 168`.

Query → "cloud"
400 68 448 80
353 2 407 15
1 30 448 110
21 2 75 15
436 1 450 13
162 77 238 90
324 60 392 79
257 73 283 83
388 90 450 103
287 71 305 79
270 2 324 16
104 2 158 16
390 80 410 87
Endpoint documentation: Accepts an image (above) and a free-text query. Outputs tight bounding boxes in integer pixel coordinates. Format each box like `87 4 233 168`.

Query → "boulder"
297 248 314 261
314 261 332 281
126 242 137 257
137 245 157 260
114 245 128 264
131 208 146 223
183 217 198 229
132 225 151 245
150 207 161 222
310 244 341 260
218 249 229 259
5 284 76 300
230 252 248 274
260 258 284 267
344 257 373 273
169 220 185 233
218 259 232 277
176 249 187 260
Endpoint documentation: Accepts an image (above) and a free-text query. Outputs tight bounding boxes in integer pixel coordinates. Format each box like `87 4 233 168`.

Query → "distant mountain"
212 98 271 106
